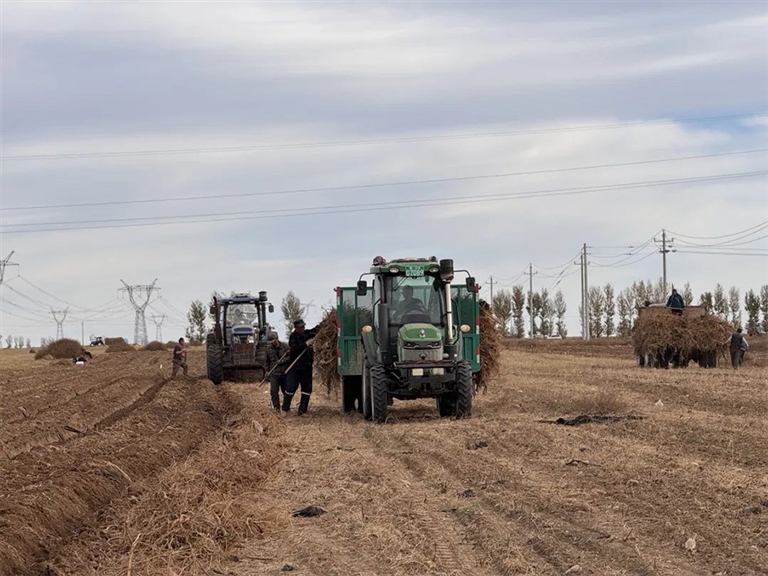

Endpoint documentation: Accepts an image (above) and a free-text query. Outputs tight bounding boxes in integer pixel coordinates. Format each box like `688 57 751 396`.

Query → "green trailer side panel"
337 287 373 376
452 286 481 373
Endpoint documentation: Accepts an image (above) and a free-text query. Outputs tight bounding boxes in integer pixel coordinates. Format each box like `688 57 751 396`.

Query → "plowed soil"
1 338 766 576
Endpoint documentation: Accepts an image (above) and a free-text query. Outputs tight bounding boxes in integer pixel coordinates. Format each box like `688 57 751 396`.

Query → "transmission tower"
119 279 159 345
151 313 166 342
51 308 68 340
0 251 19 286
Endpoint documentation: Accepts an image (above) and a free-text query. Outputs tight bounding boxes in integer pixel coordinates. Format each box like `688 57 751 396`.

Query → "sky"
1 0 767 344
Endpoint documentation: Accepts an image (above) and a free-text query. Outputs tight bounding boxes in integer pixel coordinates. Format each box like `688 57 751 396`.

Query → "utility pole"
0 251 19 286
151 313 166 342
81 321 85 346
581 243 590 341
489 276 494 307
524 264 538 338
654 229 675 296
120 279 159 346
51 308 68 340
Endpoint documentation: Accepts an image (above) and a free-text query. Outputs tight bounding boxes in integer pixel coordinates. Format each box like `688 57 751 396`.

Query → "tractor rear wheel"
342 376 361 413
370 365 389 424
361 360 372 421
207 343 224 385
455 361 473 419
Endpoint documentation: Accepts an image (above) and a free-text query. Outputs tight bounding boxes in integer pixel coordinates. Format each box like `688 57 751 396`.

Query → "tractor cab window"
226 303 259 327
388 275 443 325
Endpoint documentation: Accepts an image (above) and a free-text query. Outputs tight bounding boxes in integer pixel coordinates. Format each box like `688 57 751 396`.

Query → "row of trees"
0 336 33 349
491 288 568 338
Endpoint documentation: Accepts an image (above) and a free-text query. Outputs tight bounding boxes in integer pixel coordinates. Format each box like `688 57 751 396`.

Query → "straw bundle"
632 313 732 358
476 300 500 392
314 309 341 394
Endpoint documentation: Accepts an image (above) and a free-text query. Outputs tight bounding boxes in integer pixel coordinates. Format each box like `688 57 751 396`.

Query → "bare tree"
761 285 768 333
25 338 31 348
588 286 605 338
617 289 633 337
745 290 760 330
539 289 554 337
699 291 714 312
682 282 694 306
491 289 513 337
511 285 526 338
186 300 207 341
554 290 567 337
4 335 12 349
713 284 728 319
728 287 741 329
604 283 616 337
281 291 306 336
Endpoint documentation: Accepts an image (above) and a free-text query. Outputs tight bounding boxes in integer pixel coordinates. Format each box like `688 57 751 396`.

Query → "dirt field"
0 340 766 575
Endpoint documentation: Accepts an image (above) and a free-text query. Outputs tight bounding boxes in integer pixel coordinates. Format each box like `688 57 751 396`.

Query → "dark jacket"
666 293 685 309
289 327 319 367
266 341 290 374
729 333 744 351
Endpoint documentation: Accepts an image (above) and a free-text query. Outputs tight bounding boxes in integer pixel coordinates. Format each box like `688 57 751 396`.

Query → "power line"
3 112 764 162
3 147 767 213
3 170 766 235
675 250 768 257
667 219 768 240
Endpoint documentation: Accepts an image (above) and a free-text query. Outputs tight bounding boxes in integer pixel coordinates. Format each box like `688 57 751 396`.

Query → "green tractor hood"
398 323 442 344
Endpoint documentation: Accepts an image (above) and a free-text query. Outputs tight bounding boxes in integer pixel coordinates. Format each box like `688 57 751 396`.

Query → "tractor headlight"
362 325 373 334
460 324 471 333
389 267 400 273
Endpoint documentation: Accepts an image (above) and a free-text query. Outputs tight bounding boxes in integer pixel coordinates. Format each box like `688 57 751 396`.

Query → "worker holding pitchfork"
265 331 290 410
281 319 320 415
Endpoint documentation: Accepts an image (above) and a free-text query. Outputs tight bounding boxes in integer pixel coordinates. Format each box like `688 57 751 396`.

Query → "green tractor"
206 292 275 385
336 256 480 423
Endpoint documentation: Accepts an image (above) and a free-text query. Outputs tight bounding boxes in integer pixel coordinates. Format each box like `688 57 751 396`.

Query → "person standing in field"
282 319 320 415
172 337 189 378
265 331 290 410
727 328 749 369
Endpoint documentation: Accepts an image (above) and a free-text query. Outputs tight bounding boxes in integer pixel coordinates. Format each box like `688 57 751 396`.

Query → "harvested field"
0 338 766 575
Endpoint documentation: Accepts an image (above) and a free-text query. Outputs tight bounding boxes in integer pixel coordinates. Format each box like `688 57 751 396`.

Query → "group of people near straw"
667 287 750 369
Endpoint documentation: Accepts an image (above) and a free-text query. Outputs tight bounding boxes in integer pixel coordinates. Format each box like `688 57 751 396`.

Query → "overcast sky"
1 0 766 344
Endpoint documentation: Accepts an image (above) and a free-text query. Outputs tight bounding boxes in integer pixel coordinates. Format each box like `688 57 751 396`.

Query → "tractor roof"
371 257 441 275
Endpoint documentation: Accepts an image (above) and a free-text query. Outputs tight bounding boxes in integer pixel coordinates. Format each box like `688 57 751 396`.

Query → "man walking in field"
282 319 320 415
172 337 189 378
265 331 290 410
727 328 749 369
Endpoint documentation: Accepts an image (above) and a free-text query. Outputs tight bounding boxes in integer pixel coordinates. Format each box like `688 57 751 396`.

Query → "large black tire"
342 376 361 413
207 343 224 385
455 361 473 419
362 360 372 421
370 365 389 423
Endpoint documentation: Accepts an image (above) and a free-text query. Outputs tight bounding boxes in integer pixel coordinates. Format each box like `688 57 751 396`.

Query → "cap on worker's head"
179 337 184 343
267 331 279 342
294 319 306 328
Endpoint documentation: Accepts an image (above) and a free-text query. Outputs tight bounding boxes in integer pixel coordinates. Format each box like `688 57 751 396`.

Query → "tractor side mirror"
268 304 275 313
209 305 216 315
466 276 476 292
356 280 368 296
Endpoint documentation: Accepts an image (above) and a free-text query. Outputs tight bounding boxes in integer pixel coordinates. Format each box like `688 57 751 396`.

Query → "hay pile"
141 341 168 351
476 300 501 393
314 309 341 393
106 341 135 353
104 337 126 345
632 313 732 357
34 339 82 360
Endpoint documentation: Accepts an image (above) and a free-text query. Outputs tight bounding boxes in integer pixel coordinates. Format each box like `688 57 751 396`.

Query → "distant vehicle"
90 337 105 346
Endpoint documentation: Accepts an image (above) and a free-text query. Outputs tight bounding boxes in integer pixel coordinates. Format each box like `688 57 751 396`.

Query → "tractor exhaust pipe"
440 260 455 357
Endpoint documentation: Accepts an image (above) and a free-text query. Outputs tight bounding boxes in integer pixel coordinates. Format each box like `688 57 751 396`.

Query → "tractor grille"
400 347 442 363
232 344 255 366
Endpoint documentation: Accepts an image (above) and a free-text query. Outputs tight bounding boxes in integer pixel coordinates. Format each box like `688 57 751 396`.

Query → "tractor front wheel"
361 360 372 421
370 365 389 424
206 343 224 385
455 361 473 419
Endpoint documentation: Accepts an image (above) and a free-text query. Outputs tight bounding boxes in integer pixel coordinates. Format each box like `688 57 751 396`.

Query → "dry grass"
34 338 83 360
141 341 168 351
106 341 135 353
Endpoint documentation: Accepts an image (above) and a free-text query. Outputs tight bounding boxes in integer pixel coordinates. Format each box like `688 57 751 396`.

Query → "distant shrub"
29 349 36 354
106 341 135 353
35 339 83 360
142 341 168 352
189 339 203 347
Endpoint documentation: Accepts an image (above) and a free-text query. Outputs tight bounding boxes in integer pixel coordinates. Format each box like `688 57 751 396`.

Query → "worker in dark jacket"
727 328 749 369
666 288 685 315
265 331 290 410
282 319 320 415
